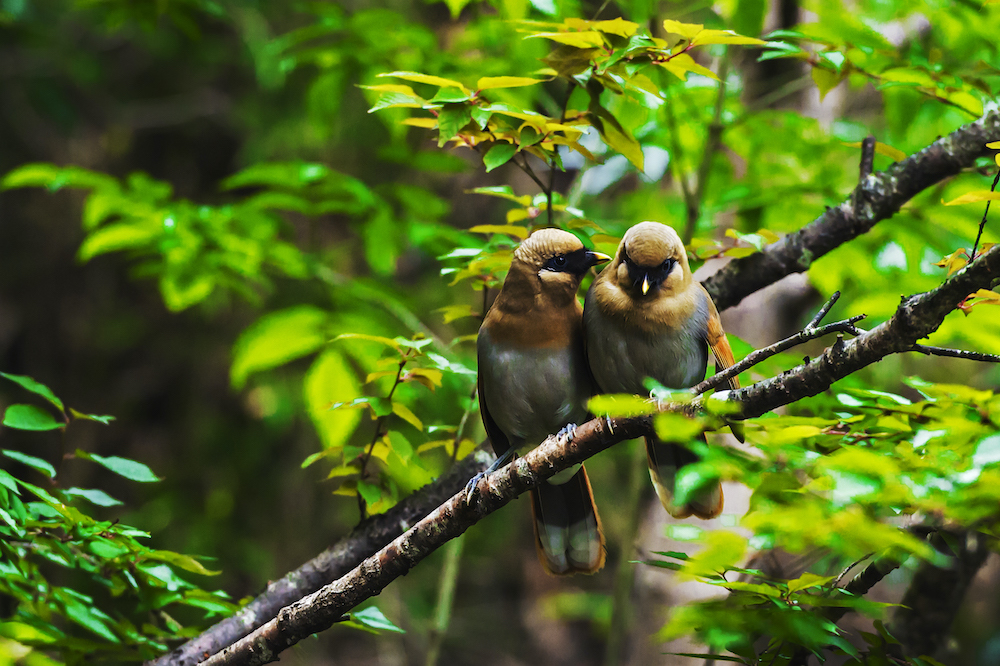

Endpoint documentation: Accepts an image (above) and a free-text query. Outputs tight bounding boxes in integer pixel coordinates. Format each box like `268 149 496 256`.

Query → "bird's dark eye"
554 255 567 267
661 259 672 270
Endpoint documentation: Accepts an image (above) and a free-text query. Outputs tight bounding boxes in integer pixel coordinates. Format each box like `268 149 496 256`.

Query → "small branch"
972 168 999 259
691 291 866 395
515 153 547 193
703 109 1000 312
858 135 876 181
147 455 488 666
685 56 730 245
912 344 1000 363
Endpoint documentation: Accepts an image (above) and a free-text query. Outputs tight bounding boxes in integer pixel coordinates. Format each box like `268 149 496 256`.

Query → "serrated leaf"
2 450 57 478
482 143 517 172
2 405 63 431
0 372 65 411
80 451 160 482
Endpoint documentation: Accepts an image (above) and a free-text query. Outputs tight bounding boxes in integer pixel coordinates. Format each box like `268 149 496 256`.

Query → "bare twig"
972 168 999 259
911 344 1000 363
691 290 866 395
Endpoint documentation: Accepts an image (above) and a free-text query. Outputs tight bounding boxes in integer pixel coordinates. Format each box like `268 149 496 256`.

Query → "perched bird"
584 221 741 520
476 228 610 575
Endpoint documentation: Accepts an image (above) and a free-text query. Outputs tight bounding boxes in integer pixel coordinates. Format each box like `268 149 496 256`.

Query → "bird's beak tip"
641 274 650 295
590 251 612 265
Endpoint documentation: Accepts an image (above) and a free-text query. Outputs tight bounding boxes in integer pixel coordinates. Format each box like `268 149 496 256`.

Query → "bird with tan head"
584 221 741 520
476 228 611 575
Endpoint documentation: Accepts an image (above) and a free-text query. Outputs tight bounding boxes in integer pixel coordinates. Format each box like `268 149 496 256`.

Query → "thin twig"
516 153 547 193
685 55 730 245
972 168 999 259
854 136 876 221
692 291 866 395
911 344 1000 363
807 290 841 329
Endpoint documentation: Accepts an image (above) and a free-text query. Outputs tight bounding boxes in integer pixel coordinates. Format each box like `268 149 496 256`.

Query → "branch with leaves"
195 242 1000 666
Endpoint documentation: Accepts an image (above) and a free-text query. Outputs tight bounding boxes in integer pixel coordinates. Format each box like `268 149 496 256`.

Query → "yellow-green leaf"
662 19 703 40
658 54 719 81
407 367 444 388
477 76 543 90
468 224 529 239
401 117 437 128
988 141 1000 149
525 31 605 48
933 248 968 276
812 67 844 101
690 29 766 46
359 83 419 95
435 305 477 324
843 141 906 162
593 17 639 37
942 191 1000 206
392 402 423 431
588 394 658 416
378 71 468 91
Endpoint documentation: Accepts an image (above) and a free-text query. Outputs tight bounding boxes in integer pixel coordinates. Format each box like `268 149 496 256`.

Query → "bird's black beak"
587 250 612 267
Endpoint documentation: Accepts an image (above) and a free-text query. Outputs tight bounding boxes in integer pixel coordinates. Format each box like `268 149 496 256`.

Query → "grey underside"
583 288 710 394
477 327 592 456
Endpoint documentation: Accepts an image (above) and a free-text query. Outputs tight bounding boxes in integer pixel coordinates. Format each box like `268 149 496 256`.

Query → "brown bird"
475 228 610 574
584 221 741 519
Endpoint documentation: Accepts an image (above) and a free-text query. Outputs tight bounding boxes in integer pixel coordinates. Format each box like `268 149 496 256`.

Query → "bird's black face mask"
543 248 609 276
622 250 676 295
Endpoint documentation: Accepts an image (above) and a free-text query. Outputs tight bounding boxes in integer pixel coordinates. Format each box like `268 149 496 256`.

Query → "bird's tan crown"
515 228 585 268
622 221 685 268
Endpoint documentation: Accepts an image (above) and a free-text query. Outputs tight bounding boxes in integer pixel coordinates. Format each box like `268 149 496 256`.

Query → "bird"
475 227 611 575
584 221 741 520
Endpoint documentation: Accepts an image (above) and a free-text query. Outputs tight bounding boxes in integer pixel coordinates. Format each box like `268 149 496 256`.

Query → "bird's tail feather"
530 465 605 575
645 436 723 520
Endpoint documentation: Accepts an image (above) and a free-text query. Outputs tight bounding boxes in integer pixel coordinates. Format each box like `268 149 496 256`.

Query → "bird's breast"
477 329 591 451
584 289 709 393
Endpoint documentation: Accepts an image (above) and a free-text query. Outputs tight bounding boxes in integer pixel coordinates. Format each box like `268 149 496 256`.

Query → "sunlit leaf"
78 451 160 483
468 224 528 239
378 71 468 92
476 76 543 90
231 307 330 389
941 191 1000 206
525 31 604 48
2 405 63 431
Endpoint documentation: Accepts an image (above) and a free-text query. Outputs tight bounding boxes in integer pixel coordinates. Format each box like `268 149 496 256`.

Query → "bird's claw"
556 423 578 443
464 471 485 505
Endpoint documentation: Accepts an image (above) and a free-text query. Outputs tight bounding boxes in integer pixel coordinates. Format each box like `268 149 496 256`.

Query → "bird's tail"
645 436 723 520
530 464 605 575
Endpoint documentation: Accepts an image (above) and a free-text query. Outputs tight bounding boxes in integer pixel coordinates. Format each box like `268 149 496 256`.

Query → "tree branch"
703 109 1000 312
196 244 1000 666
149 455 488 666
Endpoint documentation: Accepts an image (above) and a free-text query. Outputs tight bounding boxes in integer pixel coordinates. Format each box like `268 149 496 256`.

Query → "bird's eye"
661 258 675 271
554 255 567 267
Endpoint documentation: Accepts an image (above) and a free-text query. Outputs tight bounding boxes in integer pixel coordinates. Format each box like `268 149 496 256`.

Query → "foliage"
1 0 1000 664
0 373 233 664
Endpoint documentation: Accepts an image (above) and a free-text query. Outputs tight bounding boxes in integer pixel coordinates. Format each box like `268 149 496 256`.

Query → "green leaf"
305 349 362 453
79 451 160 483
392 402 423 431
0 372 65 411
63 487 123 507
2 450 57 478
2 405 63 431
477 76 543 90
377 71 469 92
61 598 119 643
231 306 330 389
525 31 604 48
483 143 517 172
68 408 115 425
348 606 406 634
588 394 658 416
146 549 221 576
437 104 473 146
78 223 160 262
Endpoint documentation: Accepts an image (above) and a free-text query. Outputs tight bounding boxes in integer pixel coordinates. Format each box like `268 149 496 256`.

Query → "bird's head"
514 228 611 296
614 221 691 297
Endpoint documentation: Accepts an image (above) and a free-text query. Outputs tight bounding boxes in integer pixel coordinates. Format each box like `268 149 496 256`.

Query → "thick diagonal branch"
703 109 1000 312
197 245 1000 666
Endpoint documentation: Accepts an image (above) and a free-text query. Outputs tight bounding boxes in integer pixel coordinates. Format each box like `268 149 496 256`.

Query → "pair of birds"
475 221 741 575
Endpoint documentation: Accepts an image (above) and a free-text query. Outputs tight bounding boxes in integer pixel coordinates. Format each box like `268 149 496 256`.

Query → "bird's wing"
701 285 739 392
477 335 512 458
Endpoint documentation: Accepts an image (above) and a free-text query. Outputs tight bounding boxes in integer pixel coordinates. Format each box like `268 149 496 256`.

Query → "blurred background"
1 0 999 664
